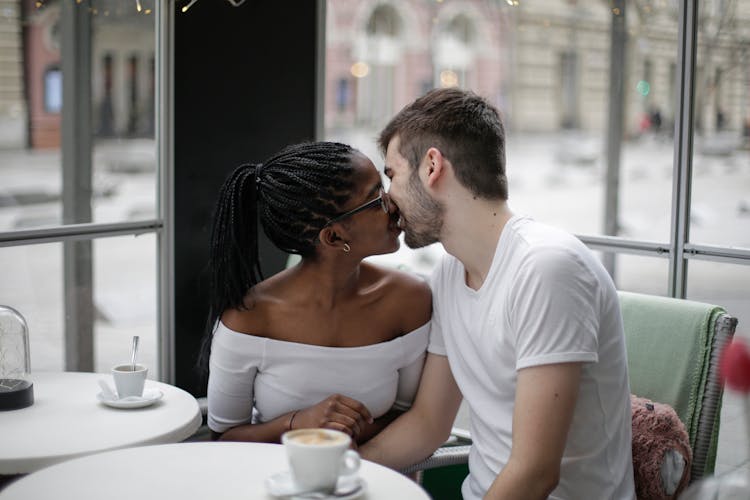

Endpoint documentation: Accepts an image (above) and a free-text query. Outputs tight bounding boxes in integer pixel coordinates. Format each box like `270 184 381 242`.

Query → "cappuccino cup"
111 364 147 398
282 428 360 493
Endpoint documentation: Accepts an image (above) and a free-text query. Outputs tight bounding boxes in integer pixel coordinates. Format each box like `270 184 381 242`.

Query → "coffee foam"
287 429 348 446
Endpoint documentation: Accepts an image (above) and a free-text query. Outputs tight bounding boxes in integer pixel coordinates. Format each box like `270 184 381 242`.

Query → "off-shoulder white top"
207 320 430 433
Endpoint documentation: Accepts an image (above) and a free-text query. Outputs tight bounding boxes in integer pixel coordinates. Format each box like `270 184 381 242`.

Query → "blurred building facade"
0 0 747 150
0 0 154 149
325 0 509 133
325 0 750 139
0 0 25 148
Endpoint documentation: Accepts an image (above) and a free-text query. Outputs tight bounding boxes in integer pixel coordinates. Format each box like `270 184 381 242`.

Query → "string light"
182 0 247 13
182 0 199 13
136 0 142 13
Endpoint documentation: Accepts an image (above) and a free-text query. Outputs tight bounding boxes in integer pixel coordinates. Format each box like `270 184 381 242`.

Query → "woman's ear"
318 226 349 252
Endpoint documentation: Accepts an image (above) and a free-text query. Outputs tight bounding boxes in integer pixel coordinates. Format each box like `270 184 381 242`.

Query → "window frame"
574 1 750 297
318 0 750 300
0 0 175 382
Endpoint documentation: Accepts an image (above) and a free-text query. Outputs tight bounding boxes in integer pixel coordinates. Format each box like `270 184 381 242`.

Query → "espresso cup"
111 364 147 399
282 428 360 493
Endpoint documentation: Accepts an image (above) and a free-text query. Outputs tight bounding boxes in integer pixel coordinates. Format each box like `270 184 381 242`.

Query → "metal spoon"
130 335 140 371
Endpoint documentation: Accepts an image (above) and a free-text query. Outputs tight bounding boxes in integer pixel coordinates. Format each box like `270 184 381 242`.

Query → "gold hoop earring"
343 243 351 253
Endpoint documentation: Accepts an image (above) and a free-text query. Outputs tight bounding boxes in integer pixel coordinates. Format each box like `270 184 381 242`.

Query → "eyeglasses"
324 187 389 226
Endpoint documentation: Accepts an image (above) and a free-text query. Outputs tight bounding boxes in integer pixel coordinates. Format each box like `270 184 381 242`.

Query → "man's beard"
401 170 444 249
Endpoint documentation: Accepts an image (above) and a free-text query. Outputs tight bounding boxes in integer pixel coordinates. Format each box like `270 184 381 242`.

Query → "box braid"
257 142 357 256
198 142 358 377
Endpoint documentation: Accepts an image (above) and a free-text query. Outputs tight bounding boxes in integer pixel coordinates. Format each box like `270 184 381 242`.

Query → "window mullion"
156 0 176 384
60 0 94 372
669 0 699 299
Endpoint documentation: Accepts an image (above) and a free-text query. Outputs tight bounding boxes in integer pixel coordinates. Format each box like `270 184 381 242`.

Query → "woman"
201 141 431 445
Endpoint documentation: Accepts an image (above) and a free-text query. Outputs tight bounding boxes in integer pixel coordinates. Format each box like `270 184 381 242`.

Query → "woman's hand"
293 394 374 439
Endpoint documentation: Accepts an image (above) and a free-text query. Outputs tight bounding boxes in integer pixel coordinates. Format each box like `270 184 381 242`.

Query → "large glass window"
0 0 160 374
0 235 157 373
2 0 157 231
324 0 749 298
608 253 670 297
323 0 750 468
690 1 750 248
687 260 749 336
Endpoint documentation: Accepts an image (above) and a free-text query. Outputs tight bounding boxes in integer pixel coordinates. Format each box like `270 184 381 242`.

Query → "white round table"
0 372 201 474
0 442 431 499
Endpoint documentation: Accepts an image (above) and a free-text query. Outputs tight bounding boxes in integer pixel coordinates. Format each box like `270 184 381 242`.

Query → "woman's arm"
215 410 296 442
216 394 374 444
207 331 258 437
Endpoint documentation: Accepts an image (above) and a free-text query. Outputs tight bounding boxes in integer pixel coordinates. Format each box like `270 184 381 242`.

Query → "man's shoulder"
510 217 581 249
508 219 595 273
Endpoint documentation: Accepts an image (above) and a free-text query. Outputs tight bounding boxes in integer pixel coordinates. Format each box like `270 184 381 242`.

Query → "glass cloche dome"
0 305 34 410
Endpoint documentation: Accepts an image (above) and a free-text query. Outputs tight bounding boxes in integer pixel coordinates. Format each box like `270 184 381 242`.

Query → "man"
360 88 635 499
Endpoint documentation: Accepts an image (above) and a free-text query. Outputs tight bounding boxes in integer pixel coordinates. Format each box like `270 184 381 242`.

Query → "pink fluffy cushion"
631 395 692 500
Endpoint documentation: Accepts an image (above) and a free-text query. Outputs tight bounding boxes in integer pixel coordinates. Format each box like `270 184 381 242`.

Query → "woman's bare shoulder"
220 301 265 336
363 263 432 331
219 282 279 336
220 267 309 338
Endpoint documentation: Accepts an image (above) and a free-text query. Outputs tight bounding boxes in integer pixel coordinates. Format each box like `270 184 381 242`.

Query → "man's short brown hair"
379 87 508 200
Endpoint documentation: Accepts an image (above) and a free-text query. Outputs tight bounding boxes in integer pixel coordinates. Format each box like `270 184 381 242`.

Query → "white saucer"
265 470 365 499
96 388 163 409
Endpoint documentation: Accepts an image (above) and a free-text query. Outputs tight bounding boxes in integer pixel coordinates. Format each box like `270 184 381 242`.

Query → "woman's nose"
384 192 396 212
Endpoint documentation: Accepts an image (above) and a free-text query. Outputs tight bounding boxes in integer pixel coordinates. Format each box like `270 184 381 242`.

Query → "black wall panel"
174 1 318 394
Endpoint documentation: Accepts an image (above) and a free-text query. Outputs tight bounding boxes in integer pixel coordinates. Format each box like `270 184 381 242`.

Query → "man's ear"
423 147 446 188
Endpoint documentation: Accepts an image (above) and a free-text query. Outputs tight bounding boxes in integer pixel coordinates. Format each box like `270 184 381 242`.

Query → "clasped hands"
292 394 374 445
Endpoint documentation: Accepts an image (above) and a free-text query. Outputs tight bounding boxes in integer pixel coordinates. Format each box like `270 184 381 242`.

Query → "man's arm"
360 353 463 470
484 362 582 500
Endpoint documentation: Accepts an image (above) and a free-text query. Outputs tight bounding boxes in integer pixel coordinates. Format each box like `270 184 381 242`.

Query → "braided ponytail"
209 163 263 315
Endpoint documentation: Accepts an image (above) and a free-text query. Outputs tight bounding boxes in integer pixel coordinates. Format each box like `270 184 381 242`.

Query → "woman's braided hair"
198 142 357 377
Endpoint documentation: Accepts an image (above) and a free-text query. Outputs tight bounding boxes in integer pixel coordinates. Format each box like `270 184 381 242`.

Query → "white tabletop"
0 371 202 474
0 441 431 499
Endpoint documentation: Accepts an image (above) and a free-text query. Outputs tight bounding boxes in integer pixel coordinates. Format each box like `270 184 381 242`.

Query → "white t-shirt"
429 215 635 500
208 321 429 433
